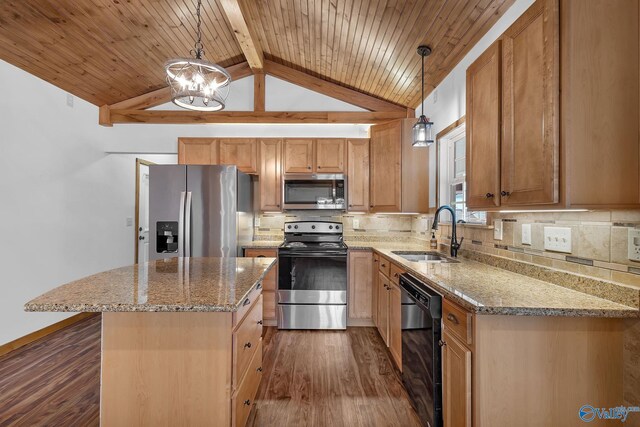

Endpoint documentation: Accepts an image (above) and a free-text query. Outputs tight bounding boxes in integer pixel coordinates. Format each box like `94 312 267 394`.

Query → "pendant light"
413 45 434 147
164 0 231 111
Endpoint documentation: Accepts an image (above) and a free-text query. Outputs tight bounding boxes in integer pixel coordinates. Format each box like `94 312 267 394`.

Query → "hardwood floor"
0 314 101 426
248 327 422 427
0 317 421 427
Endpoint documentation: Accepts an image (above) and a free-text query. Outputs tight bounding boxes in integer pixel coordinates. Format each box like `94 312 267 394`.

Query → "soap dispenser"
430 231 438 250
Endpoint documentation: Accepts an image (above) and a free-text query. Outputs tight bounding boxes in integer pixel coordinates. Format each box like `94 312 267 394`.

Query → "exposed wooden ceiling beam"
254 72 265 111
219 0 264 72
263 60 408 113
102 110 406 126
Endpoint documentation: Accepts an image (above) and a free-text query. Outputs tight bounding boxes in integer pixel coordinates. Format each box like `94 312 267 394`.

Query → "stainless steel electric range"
277 221 348 329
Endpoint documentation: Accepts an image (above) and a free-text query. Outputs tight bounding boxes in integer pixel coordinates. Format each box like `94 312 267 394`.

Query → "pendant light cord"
421 52 425 117
193 0 204 59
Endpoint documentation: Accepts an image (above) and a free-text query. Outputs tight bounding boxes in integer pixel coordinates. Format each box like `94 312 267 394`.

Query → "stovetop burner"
280 221 346 252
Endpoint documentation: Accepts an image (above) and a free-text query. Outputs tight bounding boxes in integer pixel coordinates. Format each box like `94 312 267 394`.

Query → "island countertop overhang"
25 257 276 313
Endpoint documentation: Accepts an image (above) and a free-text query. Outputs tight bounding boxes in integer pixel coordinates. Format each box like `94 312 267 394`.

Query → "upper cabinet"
347 139 370 212
284 138 346 174
218 139 258 174
369 119 429 213
178 138 257 174
259 139 282 211
316 139 346 173
466 41 502 209
283 139 314 173
178 138 218 165
466 0 640 210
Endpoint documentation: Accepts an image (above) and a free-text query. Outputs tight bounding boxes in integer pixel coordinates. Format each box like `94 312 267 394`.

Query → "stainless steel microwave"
282 174 346 210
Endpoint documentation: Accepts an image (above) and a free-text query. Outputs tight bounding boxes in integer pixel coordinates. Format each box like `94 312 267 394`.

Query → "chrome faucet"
431 205 464 257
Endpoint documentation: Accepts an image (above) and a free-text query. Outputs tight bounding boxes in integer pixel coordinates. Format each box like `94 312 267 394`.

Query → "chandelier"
413 45 434 147
164 0 231 111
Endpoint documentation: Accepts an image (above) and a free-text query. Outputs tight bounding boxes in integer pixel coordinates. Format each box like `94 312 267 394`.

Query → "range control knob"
311 225 316 230
335 225 340 230
294 225 298 229
287 225 292 229
329 225 333 230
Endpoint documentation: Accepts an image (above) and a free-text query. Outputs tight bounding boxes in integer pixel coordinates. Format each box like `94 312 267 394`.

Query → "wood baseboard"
0 312 98 357
263 319 277 327
347 318 375 327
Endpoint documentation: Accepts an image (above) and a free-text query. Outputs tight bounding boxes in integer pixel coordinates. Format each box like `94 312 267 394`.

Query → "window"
438 122 486 224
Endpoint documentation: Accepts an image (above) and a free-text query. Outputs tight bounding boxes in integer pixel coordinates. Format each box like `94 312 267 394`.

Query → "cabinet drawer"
263 291 276 320
243 249 277 292
233 295 263 390
233 284 263 329
389 263 404 285
443 299 472 346
233 339 263 427
378 256 391 278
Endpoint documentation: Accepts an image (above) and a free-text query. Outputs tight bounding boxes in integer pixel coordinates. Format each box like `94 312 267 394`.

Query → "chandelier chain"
193 0 204 59
421 50 424 116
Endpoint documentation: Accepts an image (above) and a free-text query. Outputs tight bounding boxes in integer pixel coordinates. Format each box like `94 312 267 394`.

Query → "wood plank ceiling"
0 0 514 108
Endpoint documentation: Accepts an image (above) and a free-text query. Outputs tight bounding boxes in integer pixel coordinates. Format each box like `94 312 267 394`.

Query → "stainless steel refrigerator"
148 165 254 260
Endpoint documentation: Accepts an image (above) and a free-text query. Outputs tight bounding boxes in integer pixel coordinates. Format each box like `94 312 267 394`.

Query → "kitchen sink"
391 251 459 263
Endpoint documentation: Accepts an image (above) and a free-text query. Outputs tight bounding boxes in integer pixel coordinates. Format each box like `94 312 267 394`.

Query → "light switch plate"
493 219 503 240
254 216 260 227
125 217 133 227
627 228 640 261
353 218 360 229
544 226 572 253
522 224 532 245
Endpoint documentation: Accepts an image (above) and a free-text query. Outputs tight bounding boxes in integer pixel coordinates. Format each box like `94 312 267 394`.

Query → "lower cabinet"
374 253 404 371
348 250 374 324
243 249 278 326
442 330 472 427
441 298 473 427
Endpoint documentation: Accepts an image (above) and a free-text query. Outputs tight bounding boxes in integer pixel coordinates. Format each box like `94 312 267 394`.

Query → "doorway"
135 159 155 264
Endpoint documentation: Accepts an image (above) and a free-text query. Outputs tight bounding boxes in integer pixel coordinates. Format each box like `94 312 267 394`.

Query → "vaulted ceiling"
0 0 514 108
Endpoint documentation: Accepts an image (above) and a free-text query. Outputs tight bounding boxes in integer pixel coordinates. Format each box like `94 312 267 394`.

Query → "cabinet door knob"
307 166 311 170
244 342 252 349
318 166 322 169
257 320 263 325
257 366 263 372
501 190 510 197
447 313 459 325
370 205 374 208
438 339 447 347
485 193 494 198
394 273 398 278
381 263 386 267
244 399 251 406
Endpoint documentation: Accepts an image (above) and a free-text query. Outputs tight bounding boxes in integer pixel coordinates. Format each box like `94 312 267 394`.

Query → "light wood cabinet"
372 253 380 327
466 0 640 210
178 138 218 165
244 248 278 325
348 250 373 323
466 41 502 209
442 330 472 427
388 282 402 371
376 271 390 346
316 139 346 173
369 119 429 213
219 139 258 174
258 139 282 212
501 0 559 206
346 139 370 212
283 139 314 173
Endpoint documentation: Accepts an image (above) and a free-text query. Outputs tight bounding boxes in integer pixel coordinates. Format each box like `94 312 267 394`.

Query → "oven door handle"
278 251 347 258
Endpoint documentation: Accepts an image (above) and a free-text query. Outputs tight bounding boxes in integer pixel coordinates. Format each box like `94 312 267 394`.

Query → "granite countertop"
372 247 639 318
242 241 283 249
25 257 276 313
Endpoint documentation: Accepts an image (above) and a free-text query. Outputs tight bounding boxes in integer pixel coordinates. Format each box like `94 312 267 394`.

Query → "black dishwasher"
399 273 443 427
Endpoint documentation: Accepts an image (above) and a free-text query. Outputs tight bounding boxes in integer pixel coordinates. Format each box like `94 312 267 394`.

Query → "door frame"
134 158 155 264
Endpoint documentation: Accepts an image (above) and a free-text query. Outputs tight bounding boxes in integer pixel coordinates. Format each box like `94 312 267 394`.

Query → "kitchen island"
25 256 276 427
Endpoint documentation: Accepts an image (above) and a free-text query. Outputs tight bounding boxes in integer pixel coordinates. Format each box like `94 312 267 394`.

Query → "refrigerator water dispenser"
156 221 179 253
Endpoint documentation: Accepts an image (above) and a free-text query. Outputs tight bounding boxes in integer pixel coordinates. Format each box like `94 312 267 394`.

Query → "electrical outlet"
66 94 74 107
544 226 572 253
493 219 503 240
125 217 133 227
522 224 532 245
628 228 640 261
254 216 260 227
353 218 360 229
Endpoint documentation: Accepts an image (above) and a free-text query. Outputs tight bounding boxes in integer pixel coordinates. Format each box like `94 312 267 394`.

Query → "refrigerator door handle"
178 191 186 257
185 191 192 257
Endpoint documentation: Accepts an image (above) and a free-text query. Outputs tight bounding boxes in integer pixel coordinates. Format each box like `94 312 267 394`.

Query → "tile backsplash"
436 210 640 290
255 212 430 240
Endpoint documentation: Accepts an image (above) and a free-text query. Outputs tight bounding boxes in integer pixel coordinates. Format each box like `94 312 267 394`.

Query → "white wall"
415 0 535 207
